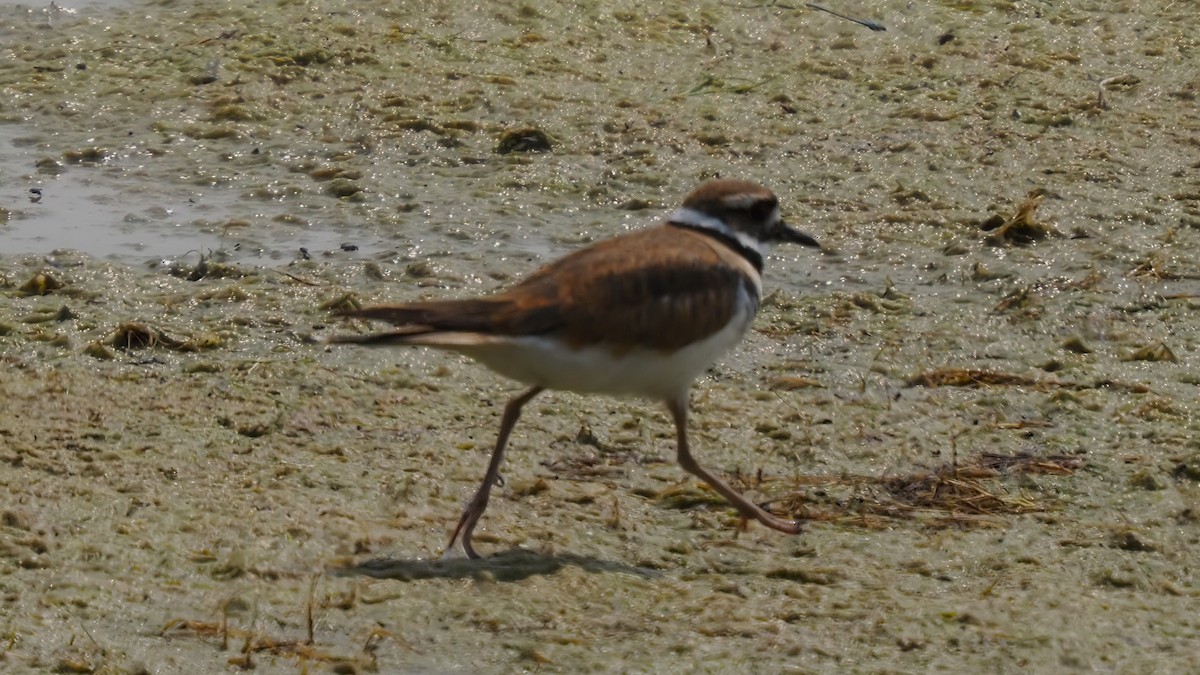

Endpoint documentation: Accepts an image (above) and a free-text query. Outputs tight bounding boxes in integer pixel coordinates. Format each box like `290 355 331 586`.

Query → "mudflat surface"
2 1 1198 672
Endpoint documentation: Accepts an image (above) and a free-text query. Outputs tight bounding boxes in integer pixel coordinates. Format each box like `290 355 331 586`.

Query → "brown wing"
500 225 754 351
336 225 755 352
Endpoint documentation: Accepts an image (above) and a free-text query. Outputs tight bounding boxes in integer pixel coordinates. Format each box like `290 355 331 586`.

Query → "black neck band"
668 221 764 273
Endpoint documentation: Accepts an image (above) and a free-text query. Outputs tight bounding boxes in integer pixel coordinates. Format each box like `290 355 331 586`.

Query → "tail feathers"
324 325 435 346
336 299 505 332
326 298 539 348
333 296 561 337
325 328 504 349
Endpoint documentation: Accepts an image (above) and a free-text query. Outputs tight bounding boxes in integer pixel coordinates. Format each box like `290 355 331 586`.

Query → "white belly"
458 300 755 401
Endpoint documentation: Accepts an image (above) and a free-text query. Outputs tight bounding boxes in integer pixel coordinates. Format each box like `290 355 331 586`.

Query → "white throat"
668 207 769 256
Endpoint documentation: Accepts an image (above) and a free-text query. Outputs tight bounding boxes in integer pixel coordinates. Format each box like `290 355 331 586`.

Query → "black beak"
778 220 820 248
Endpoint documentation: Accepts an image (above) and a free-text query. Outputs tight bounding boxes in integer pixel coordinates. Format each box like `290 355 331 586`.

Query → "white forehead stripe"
668 207 768 254
721 193 771 209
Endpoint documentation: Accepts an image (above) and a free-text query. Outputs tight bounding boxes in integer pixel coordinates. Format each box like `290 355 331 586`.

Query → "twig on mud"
277 269 323 286
753 451 1085 529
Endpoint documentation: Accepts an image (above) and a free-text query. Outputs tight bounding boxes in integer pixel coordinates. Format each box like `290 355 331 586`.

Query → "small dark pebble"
496 127 553 154
1172 458 1200 482
938 33 955 45
340 243 359 252
978 214 1006 231
1111 530 1156 553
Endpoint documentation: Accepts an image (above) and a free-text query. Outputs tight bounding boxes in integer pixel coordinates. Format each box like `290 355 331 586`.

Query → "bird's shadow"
332 548 662 583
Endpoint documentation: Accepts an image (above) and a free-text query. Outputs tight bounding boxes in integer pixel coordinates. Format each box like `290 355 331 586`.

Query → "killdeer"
328 179 819 558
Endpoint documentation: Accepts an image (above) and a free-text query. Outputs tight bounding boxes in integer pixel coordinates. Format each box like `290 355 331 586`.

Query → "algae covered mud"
2 0 1199 671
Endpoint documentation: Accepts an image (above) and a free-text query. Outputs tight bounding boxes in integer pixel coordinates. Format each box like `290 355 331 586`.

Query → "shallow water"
2 0 1199 672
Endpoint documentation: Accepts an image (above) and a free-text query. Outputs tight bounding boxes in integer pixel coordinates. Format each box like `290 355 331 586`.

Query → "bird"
326 178 820 558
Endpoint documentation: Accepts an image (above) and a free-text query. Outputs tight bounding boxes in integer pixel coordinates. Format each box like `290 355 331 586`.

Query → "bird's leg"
445 385 544 559
667 397 803 535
